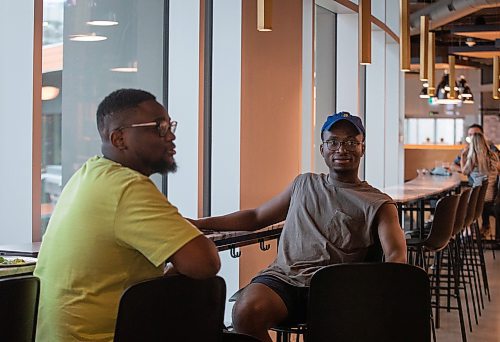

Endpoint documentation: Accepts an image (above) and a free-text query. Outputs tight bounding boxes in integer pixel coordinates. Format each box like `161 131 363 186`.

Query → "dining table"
380 172 464 237
0 223 284 277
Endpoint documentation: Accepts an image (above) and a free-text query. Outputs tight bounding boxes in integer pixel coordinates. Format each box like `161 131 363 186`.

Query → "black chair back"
114 275 226 342
452 188 472 236
464 185 481 227
424 194 460 251
0 275 40 342
474 179 489 221
307 263 431 342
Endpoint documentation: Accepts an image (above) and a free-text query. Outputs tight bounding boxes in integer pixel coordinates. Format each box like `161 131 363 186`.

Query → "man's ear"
361 141 366 156
320 142 325 156
110 130 127 150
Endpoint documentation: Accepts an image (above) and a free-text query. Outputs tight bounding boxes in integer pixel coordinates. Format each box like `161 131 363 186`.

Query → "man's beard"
152 159 177 175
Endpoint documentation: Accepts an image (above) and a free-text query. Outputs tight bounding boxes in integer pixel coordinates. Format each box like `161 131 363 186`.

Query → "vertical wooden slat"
427 32 435 97
359 0 371 65
257 0 272 31
449 55 456 99
400 0 410 71
419 16 429 81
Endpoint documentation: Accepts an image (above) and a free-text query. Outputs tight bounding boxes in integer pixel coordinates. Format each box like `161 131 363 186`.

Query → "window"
41 0 165 235
404 118 464 145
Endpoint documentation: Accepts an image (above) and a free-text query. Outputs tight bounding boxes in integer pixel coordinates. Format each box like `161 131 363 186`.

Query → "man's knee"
233 296 274 331
232 283 288 332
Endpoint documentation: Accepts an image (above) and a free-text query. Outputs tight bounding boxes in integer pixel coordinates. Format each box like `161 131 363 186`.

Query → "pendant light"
494 56 499 100
400 0 410 71
257 0 272 31
359 0 371 65
419 16 429 81
458 75 474 104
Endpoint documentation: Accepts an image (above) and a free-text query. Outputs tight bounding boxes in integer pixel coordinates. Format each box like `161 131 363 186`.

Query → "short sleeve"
115 178 202 267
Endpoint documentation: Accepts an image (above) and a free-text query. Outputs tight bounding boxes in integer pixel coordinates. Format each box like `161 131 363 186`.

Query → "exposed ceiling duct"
410 0 500 35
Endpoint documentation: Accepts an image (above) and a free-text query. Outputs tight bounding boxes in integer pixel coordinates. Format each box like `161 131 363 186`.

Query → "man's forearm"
193 210 264 232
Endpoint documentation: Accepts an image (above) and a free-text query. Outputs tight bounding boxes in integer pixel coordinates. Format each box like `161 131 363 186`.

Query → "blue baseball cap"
321 111 365 137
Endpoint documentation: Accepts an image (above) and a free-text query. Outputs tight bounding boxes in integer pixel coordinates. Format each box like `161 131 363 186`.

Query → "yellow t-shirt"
34 156 202 341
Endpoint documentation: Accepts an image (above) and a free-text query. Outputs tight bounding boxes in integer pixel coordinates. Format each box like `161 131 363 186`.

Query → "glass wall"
404 117 464 144
41 0 165 234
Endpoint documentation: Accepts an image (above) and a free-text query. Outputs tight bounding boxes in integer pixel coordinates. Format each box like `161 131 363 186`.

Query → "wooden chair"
0 275 40 342
114 275 226 342
307 262 431 342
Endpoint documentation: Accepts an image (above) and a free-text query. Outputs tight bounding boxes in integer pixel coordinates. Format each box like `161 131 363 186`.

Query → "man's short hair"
96 89 156 140
468 123 483 133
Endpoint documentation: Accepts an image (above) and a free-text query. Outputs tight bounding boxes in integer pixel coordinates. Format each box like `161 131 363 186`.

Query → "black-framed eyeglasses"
323 139 363 152
117 120 177 137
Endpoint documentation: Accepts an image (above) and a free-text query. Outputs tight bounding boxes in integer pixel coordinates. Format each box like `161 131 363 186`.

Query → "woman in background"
461 132 500 236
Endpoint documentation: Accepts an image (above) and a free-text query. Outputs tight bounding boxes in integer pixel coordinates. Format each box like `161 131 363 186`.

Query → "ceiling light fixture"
86 20 118 26
419 16 429 80
494 56 499 100
400 0 410 71
427 32 436 97
110 61 138 73
69 33 107 42
465 37 476 47
257 0 272 31
457 75 474 103
41 86 60 101
359 0 371 65
435 71 461 105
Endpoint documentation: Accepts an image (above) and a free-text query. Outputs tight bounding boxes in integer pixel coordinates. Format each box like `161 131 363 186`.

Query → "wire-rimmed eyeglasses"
117 120 177 137
322 139 363 152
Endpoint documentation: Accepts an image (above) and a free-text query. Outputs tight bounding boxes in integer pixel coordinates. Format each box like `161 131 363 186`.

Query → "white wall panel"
212 0 242 325
167 0 200 217
0 1 36 244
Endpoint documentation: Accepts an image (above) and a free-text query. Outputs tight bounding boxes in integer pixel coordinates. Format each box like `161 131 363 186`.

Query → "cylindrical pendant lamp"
359 0 371 65
449 55 456 99
494 56 499 100
257 0 272 32
427 32 435 97
419 16 429 81
400 0 410 71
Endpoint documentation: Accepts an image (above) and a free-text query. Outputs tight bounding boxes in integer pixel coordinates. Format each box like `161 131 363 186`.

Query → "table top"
0 223 284 258
0 242 41 257
381 173 463 203
0 264 36 278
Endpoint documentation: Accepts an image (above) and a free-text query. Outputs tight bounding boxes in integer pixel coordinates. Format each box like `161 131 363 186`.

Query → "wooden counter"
404 144 464 181
382 173 463 204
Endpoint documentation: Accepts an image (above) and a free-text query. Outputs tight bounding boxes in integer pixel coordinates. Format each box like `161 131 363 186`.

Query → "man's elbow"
385 251 407 264
179 253 221 279
186 255 221 279
200 254 222 278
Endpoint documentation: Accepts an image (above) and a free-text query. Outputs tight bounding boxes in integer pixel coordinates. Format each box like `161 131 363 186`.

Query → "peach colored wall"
239 0 303 287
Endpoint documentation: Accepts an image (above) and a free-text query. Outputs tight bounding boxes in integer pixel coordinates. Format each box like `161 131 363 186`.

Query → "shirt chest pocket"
325 210 371 250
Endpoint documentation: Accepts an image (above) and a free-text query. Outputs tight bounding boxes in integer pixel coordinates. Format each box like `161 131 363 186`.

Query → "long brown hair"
466 133 499 174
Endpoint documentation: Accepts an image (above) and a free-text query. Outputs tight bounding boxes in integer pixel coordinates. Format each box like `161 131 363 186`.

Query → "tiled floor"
436 248 500 342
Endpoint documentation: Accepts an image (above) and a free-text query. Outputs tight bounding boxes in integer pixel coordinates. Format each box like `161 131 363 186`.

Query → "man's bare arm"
376 203 407 263
168 235 221 279
189 183 293 232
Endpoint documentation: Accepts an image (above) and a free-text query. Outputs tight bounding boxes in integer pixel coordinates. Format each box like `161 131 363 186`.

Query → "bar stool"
461 185 481 325
406 194 466 342
439 188 473 333
472 180 491 302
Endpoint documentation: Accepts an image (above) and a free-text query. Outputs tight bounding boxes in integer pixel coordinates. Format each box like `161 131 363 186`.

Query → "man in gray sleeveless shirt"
191 112 407 342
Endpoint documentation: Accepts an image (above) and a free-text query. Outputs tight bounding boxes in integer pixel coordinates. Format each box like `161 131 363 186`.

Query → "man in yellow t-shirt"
34 89 221 341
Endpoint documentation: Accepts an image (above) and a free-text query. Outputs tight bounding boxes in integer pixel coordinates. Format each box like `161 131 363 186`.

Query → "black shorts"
251 274 309 324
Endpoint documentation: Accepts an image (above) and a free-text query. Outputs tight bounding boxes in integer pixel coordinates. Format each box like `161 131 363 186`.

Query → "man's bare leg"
232 283 288 342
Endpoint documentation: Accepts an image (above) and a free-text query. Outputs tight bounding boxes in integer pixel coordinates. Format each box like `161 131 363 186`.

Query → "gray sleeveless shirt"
258 173 395 287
